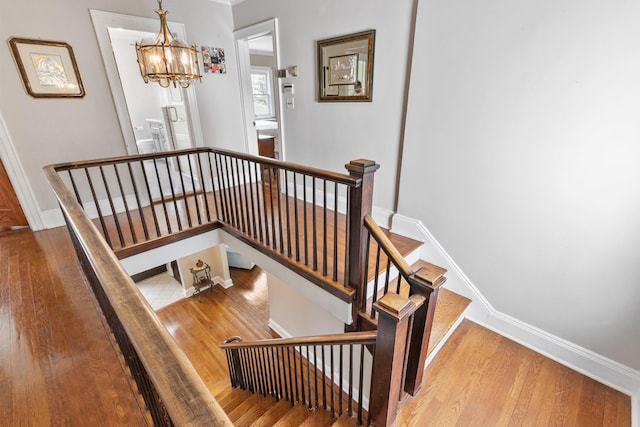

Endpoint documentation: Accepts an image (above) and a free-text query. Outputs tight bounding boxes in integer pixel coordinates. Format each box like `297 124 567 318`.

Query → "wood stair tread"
360 259 470 355
427 287 471 356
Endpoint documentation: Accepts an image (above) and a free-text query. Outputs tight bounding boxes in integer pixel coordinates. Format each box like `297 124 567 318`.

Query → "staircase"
217 253 471 426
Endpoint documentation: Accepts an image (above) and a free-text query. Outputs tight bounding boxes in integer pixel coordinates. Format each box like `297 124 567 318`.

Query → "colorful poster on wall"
202 47 226 74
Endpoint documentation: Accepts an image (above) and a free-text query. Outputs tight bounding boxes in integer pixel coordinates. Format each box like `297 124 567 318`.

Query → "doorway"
234 19 285 160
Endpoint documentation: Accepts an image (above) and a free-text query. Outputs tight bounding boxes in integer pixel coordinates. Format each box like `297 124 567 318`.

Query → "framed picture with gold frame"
8 37 85 98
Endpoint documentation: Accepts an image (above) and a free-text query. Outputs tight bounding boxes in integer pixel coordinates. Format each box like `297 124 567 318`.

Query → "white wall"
0 0 245 214
232 0 415 212
399 0 640 371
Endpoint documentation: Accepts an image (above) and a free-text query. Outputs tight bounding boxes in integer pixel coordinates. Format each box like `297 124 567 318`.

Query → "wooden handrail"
220 331 377 350
363 215 413 278
44 165 232 426
51 146 362 187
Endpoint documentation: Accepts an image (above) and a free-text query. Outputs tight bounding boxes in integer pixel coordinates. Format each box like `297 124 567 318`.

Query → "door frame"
234 18 286 159
0 113 44 230
90 9 204 155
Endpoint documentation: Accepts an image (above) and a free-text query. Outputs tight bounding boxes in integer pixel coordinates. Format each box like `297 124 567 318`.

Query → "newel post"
370 293 424 427
403 269 446 395
345 159 380 331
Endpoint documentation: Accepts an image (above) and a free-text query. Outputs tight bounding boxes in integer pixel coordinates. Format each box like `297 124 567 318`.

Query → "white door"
234 19 285 160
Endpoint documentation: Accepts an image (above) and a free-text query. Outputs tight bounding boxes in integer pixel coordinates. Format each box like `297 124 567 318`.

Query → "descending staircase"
216 257 471 426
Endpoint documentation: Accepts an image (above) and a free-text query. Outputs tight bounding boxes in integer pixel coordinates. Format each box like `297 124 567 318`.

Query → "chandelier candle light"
136 0 201 88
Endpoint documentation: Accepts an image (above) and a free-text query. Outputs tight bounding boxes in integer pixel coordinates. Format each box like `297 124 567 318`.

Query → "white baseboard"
390 212 640 417
41 208 65 229
214 275 234 289
268 318 291 338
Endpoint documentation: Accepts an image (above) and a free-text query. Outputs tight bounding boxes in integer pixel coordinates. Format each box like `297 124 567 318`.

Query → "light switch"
283 83 294 94
286 97 295 109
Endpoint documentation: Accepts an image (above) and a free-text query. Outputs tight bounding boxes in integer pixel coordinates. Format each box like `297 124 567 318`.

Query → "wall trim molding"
390 212 640 424
0 113 44 230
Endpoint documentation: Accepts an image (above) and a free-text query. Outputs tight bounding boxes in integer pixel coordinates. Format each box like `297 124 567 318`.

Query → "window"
251 66 274 118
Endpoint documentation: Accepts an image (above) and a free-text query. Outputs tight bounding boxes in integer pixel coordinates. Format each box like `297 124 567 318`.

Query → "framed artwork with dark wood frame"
317 30 375 102
8 37 85 98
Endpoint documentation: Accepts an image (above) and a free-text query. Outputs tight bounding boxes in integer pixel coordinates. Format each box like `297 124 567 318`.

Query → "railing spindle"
113 164 137 244
187 153 202 225
84 168 111 247
322 179 328 277
176 155 193 228
293 173 300 261
140 160 162 238
303 174 309 265
284 170 292 257
126 162 149 241
99 166 125 247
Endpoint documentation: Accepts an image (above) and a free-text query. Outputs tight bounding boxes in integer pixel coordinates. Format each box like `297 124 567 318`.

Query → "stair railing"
49 149 378 303
221 292 424 427
43 164 232 427
359 215 447 395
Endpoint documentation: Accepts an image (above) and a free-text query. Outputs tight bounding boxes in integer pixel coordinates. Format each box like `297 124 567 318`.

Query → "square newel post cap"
373 292 417 321
345 159 380 176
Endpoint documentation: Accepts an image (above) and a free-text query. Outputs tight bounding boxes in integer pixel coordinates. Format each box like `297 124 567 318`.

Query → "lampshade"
136 0 201 88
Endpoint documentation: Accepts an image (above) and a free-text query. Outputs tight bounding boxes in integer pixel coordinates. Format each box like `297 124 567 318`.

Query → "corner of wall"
389 211 640 403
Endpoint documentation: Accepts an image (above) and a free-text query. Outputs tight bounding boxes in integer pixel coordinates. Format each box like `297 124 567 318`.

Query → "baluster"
313 345 319 409
362 233 372 313
235 157 247 233
196 152 211 222
252 162 264 242
306 346 313 409
371 244 382 318
213 154 228 222
163 157 183 231
126 162 150 241
275 168 284 253
175 155 193 228
67 169 82 206
312 176 318 271
267 167 277 250
321 345 327 411
348 343 354 417
333 182 339 282
240 159 250 235
113 164 137 244
285 347 294 404
293 172 300 261
284 170 292 257
153 158 172 234
99 166 125 247
330 344 335 418
339 344 344 416
84 168 111 247
322 179 328 277
188 153 202 225
357 344 365 424
293 346 304 403
209 152 222 221
245 160 258 239
302 174 309 265
141 160 162 238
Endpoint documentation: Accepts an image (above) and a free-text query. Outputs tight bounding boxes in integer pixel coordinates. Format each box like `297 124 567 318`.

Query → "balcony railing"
45 147 446 426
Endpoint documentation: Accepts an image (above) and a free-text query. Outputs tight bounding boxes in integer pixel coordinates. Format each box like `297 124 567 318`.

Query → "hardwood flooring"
1 227 631 425
0 227 149 425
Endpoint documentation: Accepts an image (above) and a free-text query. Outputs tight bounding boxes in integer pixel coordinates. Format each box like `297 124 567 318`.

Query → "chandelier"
136 0 201 88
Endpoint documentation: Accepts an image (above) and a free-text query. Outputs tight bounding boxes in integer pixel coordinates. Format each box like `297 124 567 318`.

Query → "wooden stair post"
345 159 380 332
370 293 424 427
403 265 447 395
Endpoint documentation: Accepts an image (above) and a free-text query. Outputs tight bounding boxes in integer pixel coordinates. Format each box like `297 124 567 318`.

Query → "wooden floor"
0 227 631 425
0 227 150 426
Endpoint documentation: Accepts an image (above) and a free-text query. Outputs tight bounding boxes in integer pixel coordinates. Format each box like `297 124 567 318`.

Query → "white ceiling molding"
208 0 246 5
